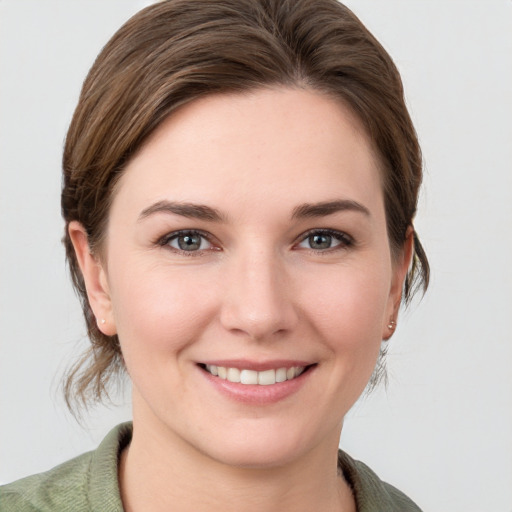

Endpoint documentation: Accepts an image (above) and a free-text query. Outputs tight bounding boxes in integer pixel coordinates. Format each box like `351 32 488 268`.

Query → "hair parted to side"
62 0 429 412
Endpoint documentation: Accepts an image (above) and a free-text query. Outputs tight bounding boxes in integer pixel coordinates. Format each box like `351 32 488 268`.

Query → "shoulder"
338 450 423 512
0 422 132 512
0 451 93 512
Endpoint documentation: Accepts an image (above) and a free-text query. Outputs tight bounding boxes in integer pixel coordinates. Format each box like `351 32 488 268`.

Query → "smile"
204 365 306 385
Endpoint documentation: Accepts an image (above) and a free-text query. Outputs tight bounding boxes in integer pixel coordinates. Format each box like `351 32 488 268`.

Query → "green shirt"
0 423 422 511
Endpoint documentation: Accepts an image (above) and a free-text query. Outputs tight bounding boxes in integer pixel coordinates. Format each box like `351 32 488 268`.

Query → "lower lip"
199 366 314 405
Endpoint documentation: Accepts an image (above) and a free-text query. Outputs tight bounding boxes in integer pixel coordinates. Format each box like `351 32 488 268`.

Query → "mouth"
199 363 315 385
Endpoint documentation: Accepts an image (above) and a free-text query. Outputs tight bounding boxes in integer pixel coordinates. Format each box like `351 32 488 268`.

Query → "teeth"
226 367 240 383
205 365 306 385
258 369 275 385
275 367 287 383
240 369 258 385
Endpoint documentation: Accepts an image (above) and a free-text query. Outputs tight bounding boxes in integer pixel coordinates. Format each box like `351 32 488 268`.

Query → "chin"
193 419 331 470
207 442 303 470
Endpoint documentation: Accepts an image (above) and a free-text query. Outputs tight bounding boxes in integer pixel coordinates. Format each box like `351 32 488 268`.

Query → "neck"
119 414 355 512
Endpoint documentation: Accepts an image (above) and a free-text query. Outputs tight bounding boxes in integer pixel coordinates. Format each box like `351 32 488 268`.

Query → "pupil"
178 234 201 251
310 234 331 249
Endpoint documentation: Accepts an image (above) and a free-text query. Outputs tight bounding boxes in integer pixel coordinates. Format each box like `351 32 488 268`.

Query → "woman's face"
76 88 409 468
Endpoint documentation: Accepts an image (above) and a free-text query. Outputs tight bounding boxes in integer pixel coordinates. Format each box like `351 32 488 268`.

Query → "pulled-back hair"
62 0 429 410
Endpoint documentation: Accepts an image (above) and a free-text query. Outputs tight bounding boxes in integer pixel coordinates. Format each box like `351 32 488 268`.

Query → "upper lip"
198 359 315 371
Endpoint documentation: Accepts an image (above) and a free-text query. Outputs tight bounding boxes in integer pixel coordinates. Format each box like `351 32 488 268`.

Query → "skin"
70 88 413 512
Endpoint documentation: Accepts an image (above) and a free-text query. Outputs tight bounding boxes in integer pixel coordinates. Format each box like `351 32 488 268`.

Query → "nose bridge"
220 241 297 339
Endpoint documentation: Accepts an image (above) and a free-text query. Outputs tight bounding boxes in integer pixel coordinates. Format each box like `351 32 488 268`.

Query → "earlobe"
68 221 117 336
394 226 415 304
383 227 415 340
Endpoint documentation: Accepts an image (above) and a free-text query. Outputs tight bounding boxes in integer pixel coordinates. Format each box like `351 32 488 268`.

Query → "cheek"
300 262 391 348
108 260 219 360
291 263 391 413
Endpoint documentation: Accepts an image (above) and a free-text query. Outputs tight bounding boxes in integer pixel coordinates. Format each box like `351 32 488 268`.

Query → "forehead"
112 88 384 219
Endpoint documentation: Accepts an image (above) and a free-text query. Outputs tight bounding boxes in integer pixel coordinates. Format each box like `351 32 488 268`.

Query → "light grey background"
1 1 511 510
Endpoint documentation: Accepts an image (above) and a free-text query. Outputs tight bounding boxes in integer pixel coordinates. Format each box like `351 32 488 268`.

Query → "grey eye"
308 233 333 250
297 230 350 251
178 234 202 251
167 232 211 251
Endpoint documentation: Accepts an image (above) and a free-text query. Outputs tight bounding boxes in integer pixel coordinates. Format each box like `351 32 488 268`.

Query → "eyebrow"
138 200 226 222
291 200 370 219
139 198 370 223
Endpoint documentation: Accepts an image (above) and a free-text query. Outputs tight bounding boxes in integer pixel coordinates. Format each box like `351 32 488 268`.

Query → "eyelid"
157 229 220 253
295 228 354 250
155 228 353 254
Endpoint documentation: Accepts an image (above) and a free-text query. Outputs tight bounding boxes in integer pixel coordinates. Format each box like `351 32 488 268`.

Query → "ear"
68 221 117 336
382 226 414 340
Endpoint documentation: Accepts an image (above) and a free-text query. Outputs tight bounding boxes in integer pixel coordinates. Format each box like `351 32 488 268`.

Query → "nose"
219 245 299 341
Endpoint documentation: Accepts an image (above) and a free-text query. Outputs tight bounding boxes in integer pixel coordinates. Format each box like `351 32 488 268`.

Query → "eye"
160 230 214 252
297 229 352 251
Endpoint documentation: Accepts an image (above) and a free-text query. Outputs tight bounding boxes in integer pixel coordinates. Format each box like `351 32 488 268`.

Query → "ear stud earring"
387 319 396 330
100 319 106 325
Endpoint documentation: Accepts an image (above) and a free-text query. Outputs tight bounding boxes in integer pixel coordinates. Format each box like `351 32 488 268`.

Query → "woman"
0 0 429 510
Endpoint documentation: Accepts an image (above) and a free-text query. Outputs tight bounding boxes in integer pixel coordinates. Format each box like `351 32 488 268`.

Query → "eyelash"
295 229 354 252
156 228 354 255
157 229 217 256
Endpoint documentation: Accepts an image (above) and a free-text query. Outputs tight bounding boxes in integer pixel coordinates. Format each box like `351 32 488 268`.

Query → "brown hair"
62 0 429 410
